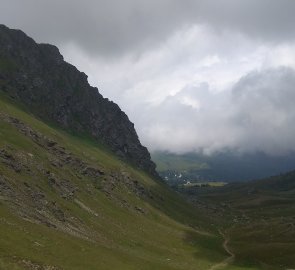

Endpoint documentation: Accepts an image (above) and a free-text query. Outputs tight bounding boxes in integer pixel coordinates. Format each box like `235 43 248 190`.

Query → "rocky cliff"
0 24 157 176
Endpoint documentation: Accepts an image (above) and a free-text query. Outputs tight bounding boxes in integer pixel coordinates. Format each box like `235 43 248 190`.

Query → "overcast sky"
2 0 295 155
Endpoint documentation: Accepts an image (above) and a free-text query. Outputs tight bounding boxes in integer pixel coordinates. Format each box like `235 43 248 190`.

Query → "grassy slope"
192 176 295 270
0 93 239 270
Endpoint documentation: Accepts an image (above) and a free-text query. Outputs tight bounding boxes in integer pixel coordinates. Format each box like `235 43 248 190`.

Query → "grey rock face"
0 24 157 177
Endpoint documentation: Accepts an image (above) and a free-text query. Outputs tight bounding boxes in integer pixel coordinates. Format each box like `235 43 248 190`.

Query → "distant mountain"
152 151 295 183
0 24 157 177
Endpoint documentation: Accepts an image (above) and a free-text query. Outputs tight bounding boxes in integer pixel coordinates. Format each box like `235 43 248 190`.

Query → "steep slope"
0 92 228 270
0 24 156 176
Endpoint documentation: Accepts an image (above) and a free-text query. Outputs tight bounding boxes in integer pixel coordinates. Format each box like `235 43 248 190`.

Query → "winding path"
209 230 235 270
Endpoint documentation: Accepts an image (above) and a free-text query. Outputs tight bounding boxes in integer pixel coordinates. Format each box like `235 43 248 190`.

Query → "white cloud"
138 67 295 156
3 1 295 156
59 22 295 156
231 67 295 155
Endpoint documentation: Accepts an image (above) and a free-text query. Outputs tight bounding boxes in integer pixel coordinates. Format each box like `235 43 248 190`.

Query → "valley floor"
182 180 295 270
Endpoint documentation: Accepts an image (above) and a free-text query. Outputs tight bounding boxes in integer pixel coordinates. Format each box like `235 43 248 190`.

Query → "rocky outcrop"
0 24 157 177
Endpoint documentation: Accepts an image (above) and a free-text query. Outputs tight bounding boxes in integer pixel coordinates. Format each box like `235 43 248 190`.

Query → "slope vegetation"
0 93 230 270
186 173 295 270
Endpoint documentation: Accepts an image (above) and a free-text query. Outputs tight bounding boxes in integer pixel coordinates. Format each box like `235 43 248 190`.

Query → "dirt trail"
209 230 235 270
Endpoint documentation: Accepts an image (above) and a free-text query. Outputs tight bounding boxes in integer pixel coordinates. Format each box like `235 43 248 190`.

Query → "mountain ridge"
0 24 157 177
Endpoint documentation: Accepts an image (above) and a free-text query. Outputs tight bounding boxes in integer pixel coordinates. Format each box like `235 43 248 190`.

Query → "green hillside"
182 172 295 270
0 92 239 270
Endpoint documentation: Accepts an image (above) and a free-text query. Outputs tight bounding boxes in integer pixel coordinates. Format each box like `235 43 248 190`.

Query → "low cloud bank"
137 67 295 156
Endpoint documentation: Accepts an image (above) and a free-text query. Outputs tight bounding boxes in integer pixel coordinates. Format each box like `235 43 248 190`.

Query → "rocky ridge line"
0 24 157 177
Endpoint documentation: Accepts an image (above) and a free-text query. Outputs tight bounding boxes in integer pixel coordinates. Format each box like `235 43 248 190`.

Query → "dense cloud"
138 67 295 155
1 1 295 155
231 67 295 155
2 0 295 56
